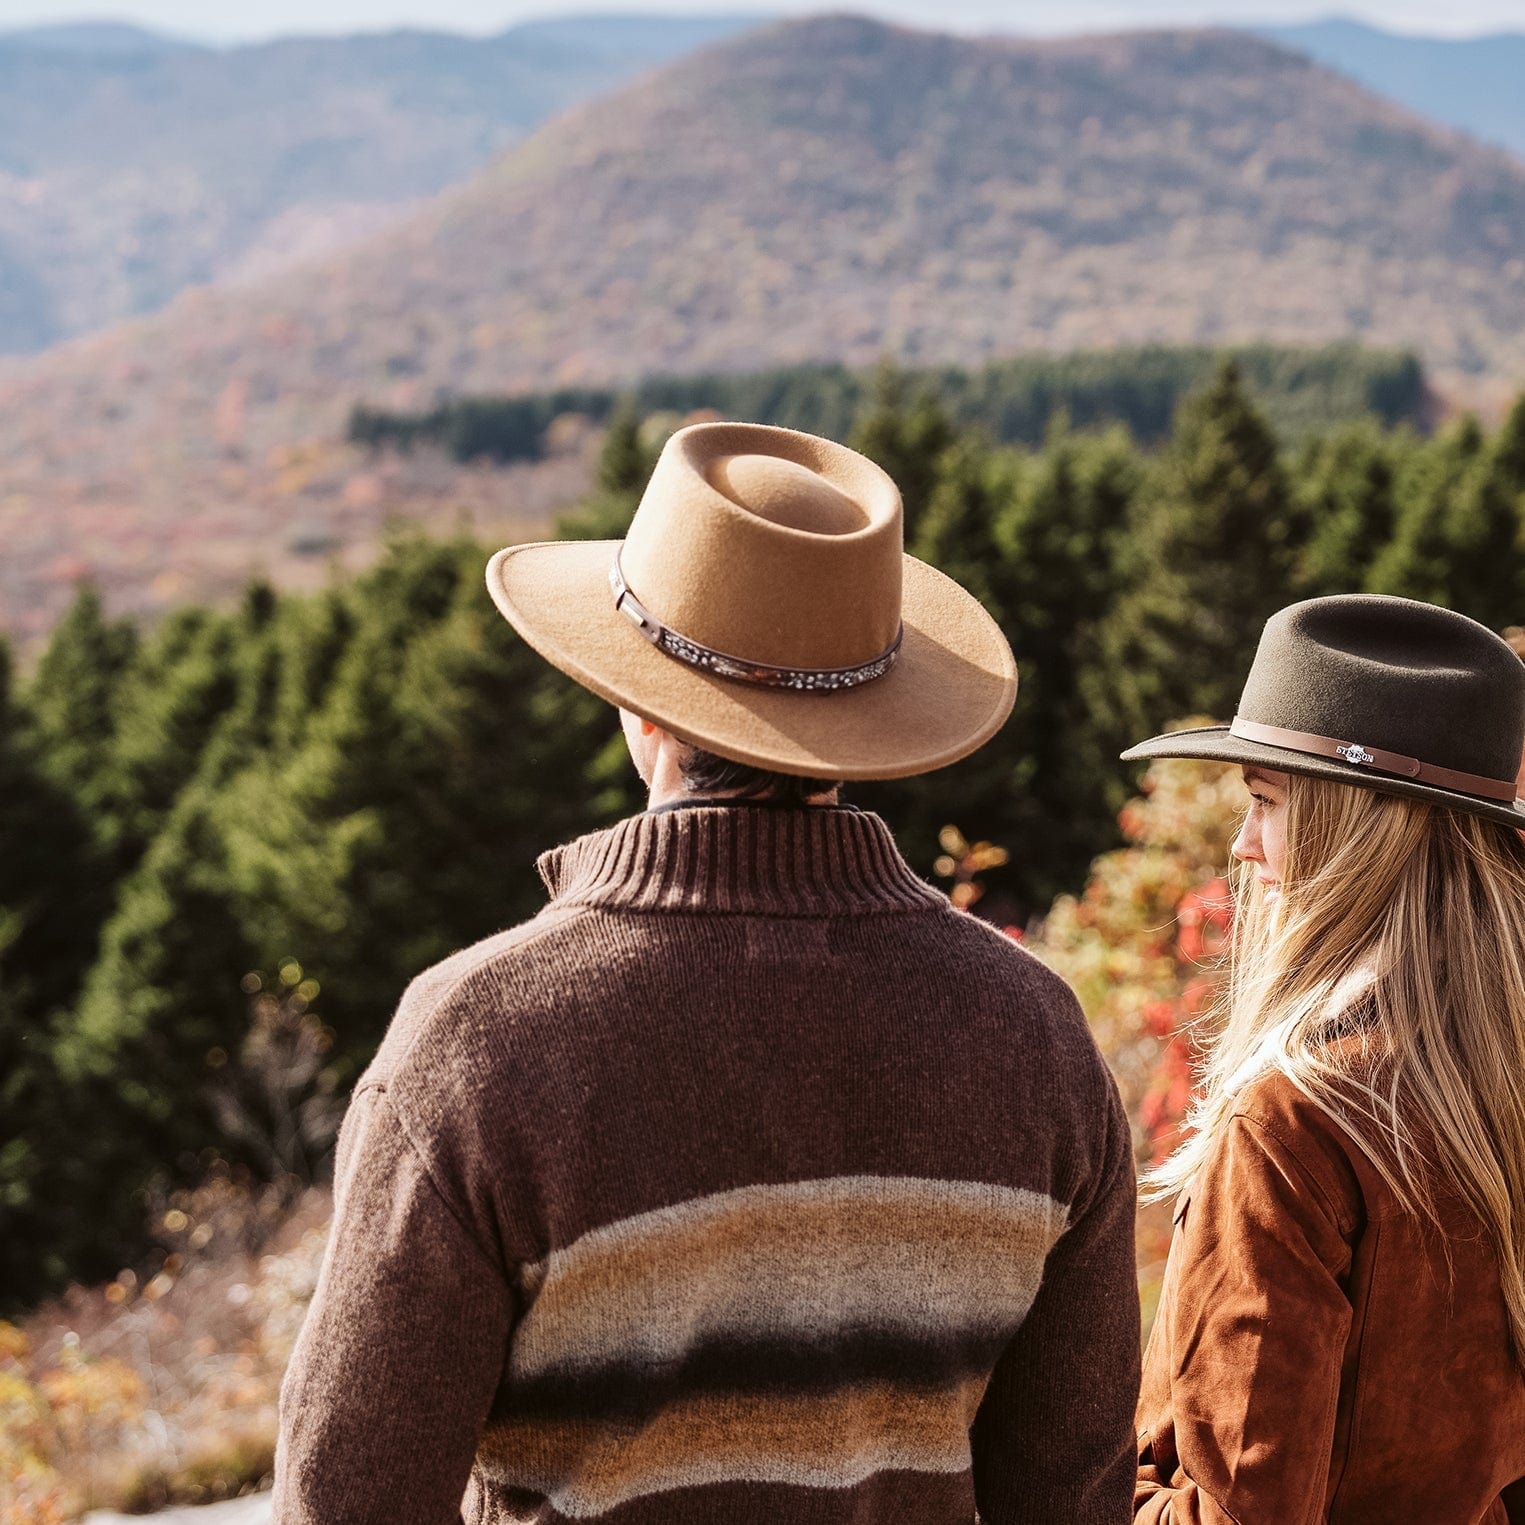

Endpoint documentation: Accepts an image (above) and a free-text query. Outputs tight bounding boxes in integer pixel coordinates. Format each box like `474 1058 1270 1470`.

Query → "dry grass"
0 1175 329 1522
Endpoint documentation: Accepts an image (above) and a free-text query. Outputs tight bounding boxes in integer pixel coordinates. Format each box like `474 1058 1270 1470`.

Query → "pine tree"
52 785 257 1285
109 607 242 860
557 400 655 540
271 587 356 754
850 362 956 544
909 434 1013 613
1093 362 1294 739
1442 398 1525 629
865 425 1145 912
24 581 138 814
0 641 116 1305
1288 421 1403 598
598 399 652 494
1366 416 1488 609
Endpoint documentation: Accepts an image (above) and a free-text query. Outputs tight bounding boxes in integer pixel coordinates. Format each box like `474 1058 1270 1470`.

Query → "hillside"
1263 19 1525 160
4 16 1525 644
0 13 763 354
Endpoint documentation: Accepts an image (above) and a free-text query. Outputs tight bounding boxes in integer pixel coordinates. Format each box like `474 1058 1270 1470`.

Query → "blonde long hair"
1148 772 1525 1362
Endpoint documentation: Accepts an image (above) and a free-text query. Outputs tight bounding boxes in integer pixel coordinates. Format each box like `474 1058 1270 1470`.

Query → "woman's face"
1233 765 1291 904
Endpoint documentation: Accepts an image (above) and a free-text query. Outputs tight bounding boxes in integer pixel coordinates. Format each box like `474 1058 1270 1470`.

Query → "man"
273 423 1139 1524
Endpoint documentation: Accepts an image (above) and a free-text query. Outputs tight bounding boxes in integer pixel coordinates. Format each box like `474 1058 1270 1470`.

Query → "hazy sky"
3 0 1524 42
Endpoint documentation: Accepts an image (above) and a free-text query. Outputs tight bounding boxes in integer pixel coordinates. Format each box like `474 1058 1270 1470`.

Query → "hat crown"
619 423 904 671
1238 595 1525 786
705 454 869 535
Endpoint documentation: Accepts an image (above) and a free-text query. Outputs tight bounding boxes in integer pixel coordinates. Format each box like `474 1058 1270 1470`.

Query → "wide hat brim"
1123 725 1525 831
488 540 1017 780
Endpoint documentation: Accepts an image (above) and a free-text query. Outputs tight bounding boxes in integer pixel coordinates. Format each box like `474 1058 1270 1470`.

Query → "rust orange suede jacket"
1137 1066 1525 1524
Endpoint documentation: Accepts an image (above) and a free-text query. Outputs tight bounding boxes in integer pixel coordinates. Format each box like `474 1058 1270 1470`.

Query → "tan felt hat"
486 421 1017 780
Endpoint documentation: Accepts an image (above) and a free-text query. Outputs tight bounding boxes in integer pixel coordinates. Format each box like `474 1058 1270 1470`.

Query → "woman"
1126 594 1525 1523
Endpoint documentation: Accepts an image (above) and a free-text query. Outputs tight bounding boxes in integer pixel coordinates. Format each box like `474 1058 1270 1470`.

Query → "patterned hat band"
609 548 903 693
1229 717 1519 802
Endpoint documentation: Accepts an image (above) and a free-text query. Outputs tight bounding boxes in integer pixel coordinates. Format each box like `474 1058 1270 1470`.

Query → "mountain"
0 13 764 355
0 21 198 56
4 16 1525 644
1262 18 1525 160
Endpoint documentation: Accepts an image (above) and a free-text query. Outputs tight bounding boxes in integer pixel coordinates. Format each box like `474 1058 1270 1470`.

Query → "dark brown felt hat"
1123 594 1525 830
486 422 1017 779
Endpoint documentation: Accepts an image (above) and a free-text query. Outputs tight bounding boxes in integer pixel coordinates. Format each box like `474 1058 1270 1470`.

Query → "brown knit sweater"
273 802 1139 1524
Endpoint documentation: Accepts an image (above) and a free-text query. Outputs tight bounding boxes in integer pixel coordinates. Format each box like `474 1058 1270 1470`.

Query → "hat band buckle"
608 548 903 694
1230 717 1518 803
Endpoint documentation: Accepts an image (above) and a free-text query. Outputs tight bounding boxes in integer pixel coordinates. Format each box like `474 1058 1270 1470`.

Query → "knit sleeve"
272 1084 516 1524
971 1067 1141 1524
1133 1111 1355 1525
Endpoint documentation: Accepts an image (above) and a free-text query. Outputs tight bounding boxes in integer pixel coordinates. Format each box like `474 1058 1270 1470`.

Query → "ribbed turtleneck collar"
535 803 946 917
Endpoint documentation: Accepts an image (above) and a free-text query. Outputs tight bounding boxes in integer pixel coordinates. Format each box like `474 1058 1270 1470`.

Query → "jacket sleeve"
273 1084 516 1524
1134 1111 1355 1525
972 1074 1141 1524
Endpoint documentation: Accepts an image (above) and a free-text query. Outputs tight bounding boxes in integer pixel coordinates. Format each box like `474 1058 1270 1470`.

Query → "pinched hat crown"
1124 593 1525 829
617 425 904 677
485 422 1017 780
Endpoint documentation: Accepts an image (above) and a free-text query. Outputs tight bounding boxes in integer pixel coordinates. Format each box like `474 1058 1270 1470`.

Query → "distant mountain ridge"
3 15 1525 650
6 12 1525 360
0 20 198 54
12 16 1516 408
1262 18 1525 159
0 12 765 354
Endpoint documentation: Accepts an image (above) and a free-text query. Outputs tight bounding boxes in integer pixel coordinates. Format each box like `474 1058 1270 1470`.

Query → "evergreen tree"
271 587 356 755
1000 426 1143 879
1093 362 1294 740
188 579 286 792
1288 421 1403 598
109 607 241 860
850 362 956 544
215 540 510 1067
52 785 256 1284
866 425 1143 912
1442 397 1525 629
557 401 660 540
0 642 116 1305
909 434 1013 613
24 581 138 814
1366 416 1488 609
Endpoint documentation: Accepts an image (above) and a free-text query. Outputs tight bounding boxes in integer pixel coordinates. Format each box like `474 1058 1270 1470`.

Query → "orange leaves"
1032 756 1243 1167
0 1320 147 1521
933 824 1010 910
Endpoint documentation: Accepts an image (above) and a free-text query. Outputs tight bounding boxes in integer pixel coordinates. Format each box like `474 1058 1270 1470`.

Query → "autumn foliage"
1032 754 1243 1317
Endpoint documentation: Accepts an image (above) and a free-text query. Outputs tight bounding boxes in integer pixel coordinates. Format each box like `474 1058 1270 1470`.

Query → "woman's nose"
1231 817 1261 865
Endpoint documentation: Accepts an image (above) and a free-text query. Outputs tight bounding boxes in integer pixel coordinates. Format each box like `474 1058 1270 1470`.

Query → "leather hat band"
1230 717 1518 802
610 548 903 693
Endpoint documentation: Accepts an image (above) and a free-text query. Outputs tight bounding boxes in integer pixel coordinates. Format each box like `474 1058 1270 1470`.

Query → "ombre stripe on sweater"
273 804 1140 1524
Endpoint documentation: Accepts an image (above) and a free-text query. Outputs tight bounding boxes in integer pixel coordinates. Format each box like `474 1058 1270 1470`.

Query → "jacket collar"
535 802 945 917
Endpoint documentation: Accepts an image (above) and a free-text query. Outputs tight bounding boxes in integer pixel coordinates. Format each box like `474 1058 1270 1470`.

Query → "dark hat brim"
1122 725 1525 831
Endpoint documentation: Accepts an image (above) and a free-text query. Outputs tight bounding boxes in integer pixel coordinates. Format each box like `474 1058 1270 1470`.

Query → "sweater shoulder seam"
360 1082 505 1275
388 901 595 1073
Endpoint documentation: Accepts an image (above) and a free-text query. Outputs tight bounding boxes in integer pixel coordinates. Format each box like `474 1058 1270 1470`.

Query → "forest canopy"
4 357 1522 1311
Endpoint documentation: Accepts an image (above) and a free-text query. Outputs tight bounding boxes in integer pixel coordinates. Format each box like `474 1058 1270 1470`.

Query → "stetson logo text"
1336 743 1376 766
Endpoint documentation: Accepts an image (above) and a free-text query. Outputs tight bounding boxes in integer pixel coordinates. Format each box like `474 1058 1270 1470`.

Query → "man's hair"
678 745 838 807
